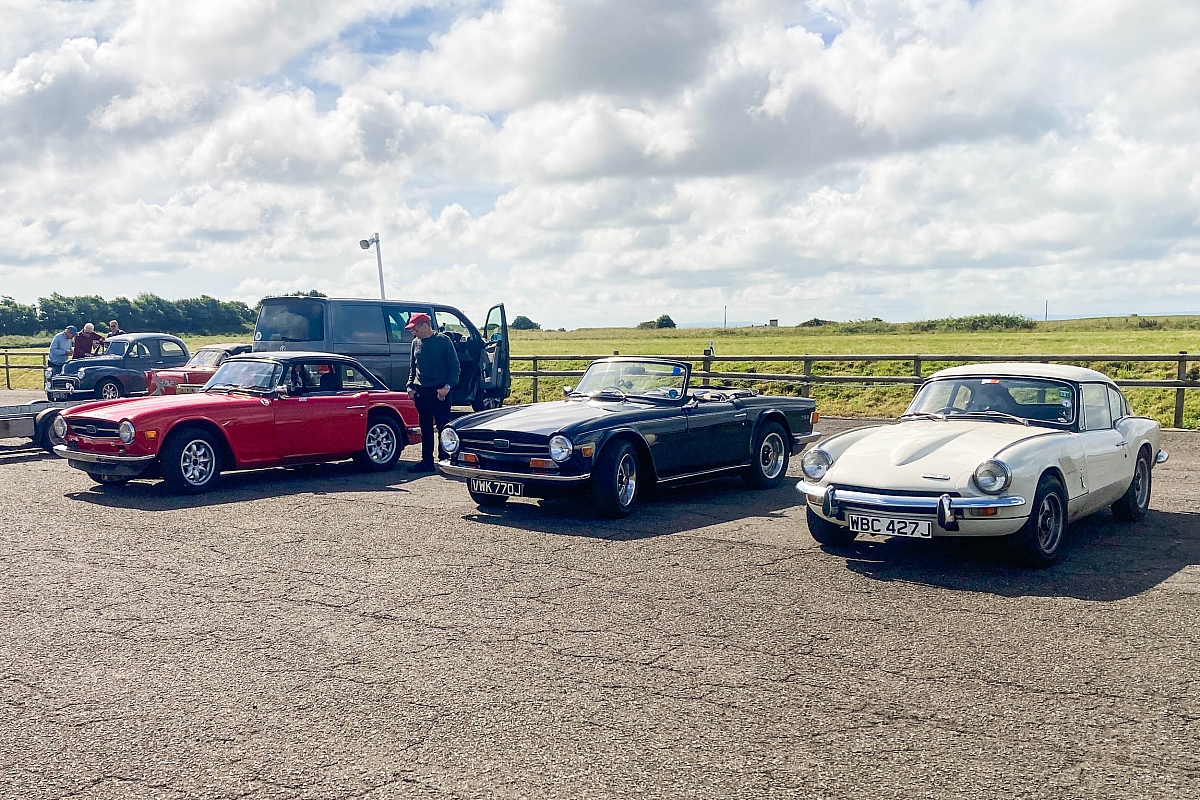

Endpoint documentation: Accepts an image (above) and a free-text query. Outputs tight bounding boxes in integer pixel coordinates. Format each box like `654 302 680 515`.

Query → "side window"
1108 386 1126 420
332 304 386 344
160 340 185 359
341 364 377 390
434 310 472 341
384 307 417 344
1081 384 1112 430
291 362 340 393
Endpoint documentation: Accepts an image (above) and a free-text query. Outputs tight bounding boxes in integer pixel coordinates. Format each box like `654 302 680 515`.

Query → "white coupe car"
796 364 1167 567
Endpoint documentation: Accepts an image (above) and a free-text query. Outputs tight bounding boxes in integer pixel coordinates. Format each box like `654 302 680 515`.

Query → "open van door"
475 303 509 410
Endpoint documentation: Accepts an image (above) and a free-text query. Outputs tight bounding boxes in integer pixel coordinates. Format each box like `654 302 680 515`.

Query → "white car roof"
927 362 1116 384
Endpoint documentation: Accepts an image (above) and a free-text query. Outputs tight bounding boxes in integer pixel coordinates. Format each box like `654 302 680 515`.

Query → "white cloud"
2 0 1200 328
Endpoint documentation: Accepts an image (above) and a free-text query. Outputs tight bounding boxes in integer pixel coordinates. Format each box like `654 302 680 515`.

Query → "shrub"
511 315 541 330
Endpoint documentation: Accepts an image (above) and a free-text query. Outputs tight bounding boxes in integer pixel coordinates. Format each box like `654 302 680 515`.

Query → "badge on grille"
493 438 510 449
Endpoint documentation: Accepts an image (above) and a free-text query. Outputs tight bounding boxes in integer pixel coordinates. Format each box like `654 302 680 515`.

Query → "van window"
435 310 472 339
384 307 414 343
333 304 386 344
256 300 325 342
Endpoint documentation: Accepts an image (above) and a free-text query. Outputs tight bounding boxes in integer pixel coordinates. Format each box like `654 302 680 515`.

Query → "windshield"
907 377 1076 426
574 360 687 401
188 349 226 368
102 340 127 357
255 299 324 342
203 361 280 393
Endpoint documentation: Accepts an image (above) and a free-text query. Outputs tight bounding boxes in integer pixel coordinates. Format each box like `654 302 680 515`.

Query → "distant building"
769 319 778 327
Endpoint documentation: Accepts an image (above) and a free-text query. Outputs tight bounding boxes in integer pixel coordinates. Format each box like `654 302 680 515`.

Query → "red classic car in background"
54 352 421 493
146 342 252 395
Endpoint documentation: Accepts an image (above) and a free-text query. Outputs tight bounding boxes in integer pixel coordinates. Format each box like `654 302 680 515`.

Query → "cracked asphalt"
1 413 1198 799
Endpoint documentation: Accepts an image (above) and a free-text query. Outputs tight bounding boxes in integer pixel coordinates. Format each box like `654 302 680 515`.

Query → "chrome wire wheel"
365 422 397 464
759 432 786 480
1035 491 1064 554
180 439 216 486
616 452 638 508
1133 457 1150 509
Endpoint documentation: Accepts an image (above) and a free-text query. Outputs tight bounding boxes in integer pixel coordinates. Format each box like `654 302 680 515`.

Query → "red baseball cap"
404 312 432 330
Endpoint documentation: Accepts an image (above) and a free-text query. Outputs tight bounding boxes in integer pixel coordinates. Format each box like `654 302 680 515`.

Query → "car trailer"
0 400 86 452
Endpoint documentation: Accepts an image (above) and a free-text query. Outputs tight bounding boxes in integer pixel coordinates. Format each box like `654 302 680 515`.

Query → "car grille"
50 378 78 390
68 418 120 438
458 431 549 457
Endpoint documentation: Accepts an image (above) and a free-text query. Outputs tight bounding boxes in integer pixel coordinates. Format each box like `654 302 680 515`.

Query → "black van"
253 297 510 410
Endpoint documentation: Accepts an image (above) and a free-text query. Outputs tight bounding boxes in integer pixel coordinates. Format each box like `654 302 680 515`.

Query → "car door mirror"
562 385 574 397
275 384 290 397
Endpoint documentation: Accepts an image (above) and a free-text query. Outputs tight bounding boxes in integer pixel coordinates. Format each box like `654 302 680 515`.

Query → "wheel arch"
596 429 657 485
367 404 408 445
1038 465 1067 491
755 409 793 442
161 418 237 469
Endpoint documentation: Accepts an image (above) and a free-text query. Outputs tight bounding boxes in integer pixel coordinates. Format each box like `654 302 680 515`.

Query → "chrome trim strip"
53 445 156 465
796 480 1026 510
657 463 749 484
437 460 591 483
1156 449 1169 464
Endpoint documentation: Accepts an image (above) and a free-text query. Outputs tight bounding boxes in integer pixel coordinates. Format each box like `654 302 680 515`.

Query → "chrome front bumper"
437 460 591 484
796 480 1026 532
54 445 156 477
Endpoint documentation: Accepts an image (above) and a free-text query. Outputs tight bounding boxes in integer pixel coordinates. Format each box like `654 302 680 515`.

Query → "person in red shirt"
71 322 105 358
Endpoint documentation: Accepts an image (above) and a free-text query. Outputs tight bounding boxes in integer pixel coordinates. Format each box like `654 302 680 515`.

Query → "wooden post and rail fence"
3 348 1198 427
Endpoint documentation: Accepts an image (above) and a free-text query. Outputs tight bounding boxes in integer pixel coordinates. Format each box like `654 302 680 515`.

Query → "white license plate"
176 385 202 394
847 513 932 539
470 478 524 496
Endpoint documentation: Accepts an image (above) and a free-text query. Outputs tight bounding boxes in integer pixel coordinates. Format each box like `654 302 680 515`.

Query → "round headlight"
974 460 1011 494
44 367 54 380
118 420 135 444
549 435 573 463
801 448 832 480
52 415 67 439
440 427 460 454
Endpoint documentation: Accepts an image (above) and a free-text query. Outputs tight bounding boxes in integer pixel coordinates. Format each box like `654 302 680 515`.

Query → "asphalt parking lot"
1 407 1198 799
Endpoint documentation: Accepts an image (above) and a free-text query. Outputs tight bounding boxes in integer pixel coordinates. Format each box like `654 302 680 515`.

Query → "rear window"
333 304 387 344
255 300 325 342
160 340 185 358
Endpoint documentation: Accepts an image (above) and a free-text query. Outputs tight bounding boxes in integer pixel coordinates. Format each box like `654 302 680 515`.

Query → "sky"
1 0 1199 329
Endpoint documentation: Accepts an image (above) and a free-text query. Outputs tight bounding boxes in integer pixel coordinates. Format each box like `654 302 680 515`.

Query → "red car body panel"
61 390 420 469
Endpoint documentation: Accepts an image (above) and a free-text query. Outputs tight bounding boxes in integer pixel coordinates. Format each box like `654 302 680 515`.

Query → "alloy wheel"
365 422 397 464
100 383 119 400
181 439 216 486
616 452 637 507
1036 491 1064 554
1133 458 1150 509
759 432 786 480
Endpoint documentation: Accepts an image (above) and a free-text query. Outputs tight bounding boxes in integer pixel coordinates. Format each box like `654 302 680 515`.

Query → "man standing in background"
72 322 104 358
404 313 460 473
47 326 76 375
108 320 125 336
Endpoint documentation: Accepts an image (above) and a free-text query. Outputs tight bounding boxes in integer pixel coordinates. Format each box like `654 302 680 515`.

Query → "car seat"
318 369 339 392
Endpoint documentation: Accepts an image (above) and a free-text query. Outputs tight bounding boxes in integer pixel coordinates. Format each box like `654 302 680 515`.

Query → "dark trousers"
413 387 452 464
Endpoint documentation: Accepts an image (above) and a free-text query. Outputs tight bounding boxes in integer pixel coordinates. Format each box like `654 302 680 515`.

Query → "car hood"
452 399 676 437
62 356 122 375
823 420 1064 492
65 391 259 422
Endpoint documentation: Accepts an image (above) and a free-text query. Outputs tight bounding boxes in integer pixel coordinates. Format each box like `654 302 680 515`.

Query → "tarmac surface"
1 405 1198 799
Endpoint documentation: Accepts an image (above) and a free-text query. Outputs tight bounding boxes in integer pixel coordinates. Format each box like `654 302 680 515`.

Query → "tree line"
0 293 257 336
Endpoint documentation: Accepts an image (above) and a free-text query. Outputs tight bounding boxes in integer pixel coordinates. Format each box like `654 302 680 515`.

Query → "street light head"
359 239 372 250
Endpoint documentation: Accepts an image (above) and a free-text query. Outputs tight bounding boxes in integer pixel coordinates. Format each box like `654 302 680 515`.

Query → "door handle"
346 404 367 409
734 412 747 419
1115 441 1128 448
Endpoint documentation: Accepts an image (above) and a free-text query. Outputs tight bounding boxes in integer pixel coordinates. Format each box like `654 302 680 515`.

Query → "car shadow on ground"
463 475 800 541
832 508 1200 601
64 460 426 510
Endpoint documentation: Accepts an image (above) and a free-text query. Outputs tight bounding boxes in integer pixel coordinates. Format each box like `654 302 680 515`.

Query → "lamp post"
359 233 385 299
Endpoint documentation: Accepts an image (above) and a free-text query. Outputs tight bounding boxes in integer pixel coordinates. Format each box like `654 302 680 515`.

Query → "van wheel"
95 380 122 400
161 427 222 494
354 416 402 471
807 507 857 547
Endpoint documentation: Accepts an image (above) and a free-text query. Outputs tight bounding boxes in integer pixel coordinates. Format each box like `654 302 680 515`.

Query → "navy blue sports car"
438 357 820 517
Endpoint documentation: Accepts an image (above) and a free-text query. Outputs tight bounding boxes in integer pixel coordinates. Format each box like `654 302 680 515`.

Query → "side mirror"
275 384 289 397
562 385 574 397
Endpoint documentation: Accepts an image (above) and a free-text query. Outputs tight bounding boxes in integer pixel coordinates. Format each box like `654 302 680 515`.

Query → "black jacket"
408 333 461 391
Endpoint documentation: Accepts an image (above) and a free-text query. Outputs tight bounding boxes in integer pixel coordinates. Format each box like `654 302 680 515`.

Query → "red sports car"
146 342 252 395
54 352 421 493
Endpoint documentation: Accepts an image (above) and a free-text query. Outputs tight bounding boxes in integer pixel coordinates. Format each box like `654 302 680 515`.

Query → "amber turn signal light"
530 458 555 469
578 443 595 458
811 411 820 424
144 430 157 439
461 452 479 464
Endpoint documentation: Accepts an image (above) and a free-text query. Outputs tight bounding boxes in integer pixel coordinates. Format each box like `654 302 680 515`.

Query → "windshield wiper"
956 410 1030 426
588 388 627 400
901 411 946 421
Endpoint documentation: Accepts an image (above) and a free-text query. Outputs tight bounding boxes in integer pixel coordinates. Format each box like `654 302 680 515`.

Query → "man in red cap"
404 312 461 472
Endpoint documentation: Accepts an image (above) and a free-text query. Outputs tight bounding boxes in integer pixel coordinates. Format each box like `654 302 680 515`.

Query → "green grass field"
5 323 1199 427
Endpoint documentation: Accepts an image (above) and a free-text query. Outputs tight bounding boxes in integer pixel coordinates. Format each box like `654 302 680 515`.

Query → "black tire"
1010 474 1068 568
353 415 403 471
35 411 64 452
806 506 857 547
160 427 222 494
593 440 640 518
468 488 510 507
743 421 790 489
1111 449 1152 522
94 379 122 401
86 472 130 486
472 393 502 412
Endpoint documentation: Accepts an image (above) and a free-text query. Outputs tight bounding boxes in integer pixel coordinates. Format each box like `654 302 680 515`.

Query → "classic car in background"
46 333 190 401
438 357 820 517
146 342 252 395
54 352 421 493
796 364 1166 567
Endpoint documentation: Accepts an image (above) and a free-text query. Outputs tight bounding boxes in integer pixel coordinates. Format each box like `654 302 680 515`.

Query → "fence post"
701 348 712 388
1175 351 1187 428
801 358 812 397
912 355 922 396
532 357 539 403
3 351 9 390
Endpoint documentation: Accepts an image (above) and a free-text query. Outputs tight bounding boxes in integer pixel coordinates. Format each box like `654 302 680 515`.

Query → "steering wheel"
933 406 958 414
